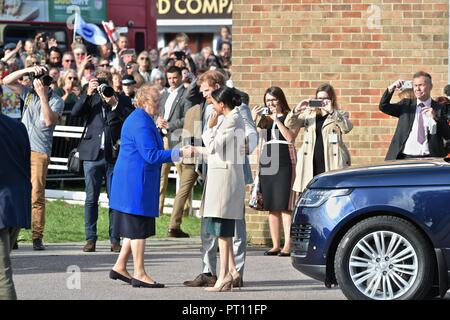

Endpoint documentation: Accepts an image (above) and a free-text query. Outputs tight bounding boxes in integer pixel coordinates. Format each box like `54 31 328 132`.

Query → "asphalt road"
11 237 346 300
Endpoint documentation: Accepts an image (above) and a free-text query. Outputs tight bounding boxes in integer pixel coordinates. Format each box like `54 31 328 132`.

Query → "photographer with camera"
2 65 64 251
71 70 134 253
284 83 352 194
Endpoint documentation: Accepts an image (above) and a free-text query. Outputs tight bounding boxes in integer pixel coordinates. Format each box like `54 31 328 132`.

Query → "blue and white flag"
74 13 107 46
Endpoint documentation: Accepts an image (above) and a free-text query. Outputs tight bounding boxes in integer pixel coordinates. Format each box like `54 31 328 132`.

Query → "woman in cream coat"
285 83 352 193
200 86 246 292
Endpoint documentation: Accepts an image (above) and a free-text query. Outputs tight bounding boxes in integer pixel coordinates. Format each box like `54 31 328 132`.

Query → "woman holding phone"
252 87 298 257
284 83 352 194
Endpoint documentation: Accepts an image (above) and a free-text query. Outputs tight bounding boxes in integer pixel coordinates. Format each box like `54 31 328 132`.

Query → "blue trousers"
83 152 119 244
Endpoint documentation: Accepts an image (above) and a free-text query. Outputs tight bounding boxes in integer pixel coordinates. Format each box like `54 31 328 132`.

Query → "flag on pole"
74 13 107 46
102 20 119 43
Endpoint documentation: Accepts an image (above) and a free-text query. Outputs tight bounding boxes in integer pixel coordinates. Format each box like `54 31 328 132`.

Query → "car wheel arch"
325 211 438 291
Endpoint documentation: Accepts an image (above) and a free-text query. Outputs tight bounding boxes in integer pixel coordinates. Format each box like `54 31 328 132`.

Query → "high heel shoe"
231 272 242 290
205 273 233 292
109 269 132 284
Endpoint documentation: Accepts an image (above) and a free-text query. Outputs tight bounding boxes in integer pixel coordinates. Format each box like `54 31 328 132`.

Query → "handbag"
248 132 265 211
67 148 83 175
248 174 265 211
67 123 87 175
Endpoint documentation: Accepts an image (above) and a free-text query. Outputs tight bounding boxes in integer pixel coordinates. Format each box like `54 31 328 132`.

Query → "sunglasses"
68 76 78 81
74 52 86 56
64 59 74 62
140 57 150 60
100 64 109 67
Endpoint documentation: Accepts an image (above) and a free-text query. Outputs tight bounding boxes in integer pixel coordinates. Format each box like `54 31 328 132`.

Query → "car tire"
335 216 434 300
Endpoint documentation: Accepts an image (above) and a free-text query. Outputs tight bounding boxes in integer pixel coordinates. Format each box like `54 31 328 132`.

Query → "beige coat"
285 109 352 192
201 108 246 220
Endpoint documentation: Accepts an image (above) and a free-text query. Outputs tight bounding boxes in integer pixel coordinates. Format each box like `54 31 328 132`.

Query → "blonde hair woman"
109 85 194 288
54 69 79 111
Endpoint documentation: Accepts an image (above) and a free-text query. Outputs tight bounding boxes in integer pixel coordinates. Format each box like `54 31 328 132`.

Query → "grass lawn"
18 200 201 243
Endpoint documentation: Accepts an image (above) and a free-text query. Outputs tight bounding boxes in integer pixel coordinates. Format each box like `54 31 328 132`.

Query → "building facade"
233 0 449 244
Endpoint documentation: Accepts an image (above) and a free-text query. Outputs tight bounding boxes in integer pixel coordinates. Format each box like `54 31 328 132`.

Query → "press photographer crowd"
1 25 450 299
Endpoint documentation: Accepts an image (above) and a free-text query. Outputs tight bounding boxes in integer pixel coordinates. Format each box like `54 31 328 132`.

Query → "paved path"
11 238 346 300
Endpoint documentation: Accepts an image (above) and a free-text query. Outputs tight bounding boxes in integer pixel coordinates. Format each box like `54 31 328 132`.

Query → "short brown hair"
197 70 225 88
96 70 112 84
413 71 432 85
135 84 161 110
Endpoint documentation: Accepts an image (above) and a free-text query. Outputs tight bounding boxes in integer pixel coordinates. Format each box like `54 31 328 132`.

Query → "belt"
401 153 430 159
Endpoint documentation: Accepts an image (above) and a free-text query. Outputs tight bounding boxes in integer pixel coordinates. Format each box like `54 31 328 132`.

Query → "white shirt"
403 98 436 156
100 101 118 150
163 85 182 120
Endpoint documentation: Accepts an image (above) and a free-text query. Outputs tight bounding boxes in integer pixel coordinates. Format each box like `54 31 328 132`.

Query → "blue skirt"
111 209 155 240
206 217 235 237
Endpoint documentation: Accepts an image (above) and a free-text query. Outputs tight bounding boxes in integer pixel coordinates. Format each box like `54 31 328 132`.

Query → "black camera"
29 66 53 87
174 51 186 61
96 77 115 98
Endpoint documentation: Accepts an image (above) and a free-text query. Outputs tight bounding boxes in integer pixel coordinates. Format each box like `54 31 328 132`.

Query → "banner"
74 12 107 45
49 0 106 23
0 0 106 23
157 0 232 20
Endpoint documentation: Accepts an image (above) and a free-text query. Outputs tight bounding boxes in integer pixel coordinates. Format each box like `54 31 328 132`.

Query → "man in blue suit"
0 113 31 300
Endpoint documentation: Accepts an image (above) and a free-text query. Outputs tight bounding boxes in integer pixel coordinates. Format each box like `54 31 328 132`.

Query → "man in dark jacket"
380 71 450 160
71 71 134 253
0 113 31 300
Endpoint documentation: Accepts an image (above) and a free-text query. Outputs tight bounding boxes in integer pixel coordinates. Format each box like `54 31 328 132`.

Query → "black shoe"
183 273 217 287
32 239 45 251
83 240 96 252
131 278 165 288
167 228 190 238
109 270 132 284
278 251 291 257
110 243 122 252
264 249 281 256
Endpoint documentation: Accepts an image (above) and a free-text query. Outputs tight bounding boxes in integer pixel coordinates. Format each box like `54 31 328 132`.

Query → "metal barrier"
46 115 197 215
47 111 84 181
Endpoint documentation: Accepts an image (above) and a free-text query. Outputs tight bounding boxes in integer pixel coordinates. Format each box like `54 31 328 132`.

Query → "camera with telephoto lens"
96 77 115 98
29 66 53 88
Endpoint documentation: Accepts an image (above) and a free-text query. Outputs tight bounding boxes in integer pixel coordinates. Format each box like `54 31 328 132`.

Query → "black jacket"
379 89 450 160
71 93 134 163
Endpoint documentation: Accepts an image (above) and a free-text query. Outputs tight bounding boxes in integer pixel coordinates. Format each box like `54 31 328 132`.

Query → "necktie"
417 103 426 144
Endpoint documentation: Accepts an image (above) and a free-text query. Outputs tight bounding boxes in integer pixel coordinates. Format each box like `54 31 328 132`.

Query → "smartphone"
259 107 272 115
309 99 323 108
402 80 413 90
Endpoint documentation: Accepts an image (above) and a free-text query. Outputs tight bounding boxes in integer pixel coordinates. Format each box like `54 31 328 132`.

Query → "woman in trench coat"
285 83 352 193
200 85 246 292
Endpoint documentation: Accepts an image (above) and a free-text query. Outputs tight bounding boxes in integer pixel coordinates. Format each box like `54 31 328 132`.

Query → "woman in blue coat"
108 84 194 288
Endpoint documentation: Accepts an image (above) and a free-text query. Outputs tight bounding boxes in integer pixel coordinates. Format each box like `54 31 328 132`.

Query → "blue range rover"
291 158 450 300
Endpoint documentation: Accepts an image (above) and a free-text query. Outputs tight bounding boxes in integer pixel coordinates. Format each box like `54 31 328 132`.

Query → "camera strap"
23 92 33 111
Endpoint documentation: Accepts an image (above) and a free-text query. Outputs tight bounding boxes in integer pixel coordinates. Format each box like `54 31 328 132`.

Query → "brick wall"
233 0 449 245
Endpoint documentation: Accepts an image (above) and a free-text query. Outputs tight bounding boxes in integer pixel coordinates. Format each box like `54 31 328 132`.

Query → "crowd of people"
1 24 450 298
